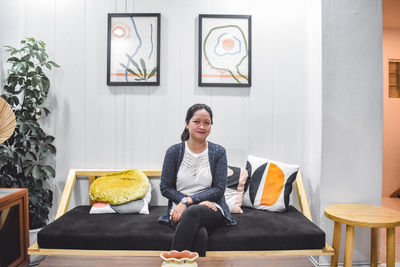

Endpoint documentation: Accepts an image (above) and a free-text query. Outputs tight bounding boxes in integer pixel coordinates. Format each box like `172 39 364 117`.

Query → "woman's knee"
181 205 207 221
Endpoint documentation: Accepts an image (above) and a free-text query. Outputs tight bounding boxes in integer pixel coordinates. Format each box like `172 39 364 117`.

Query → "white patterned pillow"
242 155 299 212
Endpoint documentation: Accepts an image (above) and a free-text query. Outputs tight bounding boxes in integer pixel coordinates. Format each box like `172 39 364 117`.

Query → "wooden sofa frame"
28 169 334 257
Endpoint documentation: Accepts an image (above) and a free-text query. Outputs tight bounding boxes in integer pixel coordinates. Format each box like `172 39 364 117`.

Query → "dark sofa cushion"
38 205 325 251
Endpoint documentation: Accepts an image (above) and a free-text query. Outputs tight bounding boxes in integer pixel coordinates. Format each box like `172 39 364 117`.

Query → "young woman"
159 103 236 256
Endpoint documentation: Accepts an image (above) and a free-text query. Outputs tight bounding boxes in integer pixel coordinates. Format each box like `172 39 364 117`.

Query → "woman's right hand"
170 203 187 223
199 201 217 211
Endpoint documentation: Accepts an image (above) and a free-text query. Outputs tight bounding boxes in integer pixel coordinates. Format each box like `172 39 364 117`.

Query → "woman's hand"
199 201 217 211
170 203 187 223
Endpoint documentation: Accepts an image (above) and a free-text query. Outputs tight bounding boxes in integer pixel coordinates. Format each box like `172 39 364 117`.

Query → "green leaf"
120 63 140 78
35 66 43 73
12 96 19 106
15 148 25 158
42 166 55 177
7 57 20 63
7 74 17 83
9 151 18 161
140 59 147 79
147 66 157 80
125 54 142 76
19 123 27 134
44 136 55 143
48 61 60 68
43 107 50 116
37 128 45 139
18 77 25 85
24 165 34 177
32 165 42 179
27 71 36 77
41 77 50 90
39 40 45 49
39 150 48 160
28 151 37 161
47 144 56 154
21 54 31 62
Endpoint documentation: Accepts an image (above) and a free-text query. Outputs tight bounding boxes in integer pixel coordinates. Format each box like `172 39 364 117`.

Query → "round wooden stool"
325 204 400 267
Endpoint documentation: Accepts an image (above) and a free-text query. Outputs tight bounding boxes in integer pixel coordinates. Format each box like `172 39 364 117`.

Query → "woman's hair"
180 103 213 142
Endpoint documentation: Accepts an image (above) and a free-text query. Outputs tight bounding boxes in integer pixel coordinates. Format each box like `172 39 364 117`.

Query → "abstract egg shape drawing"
203 25 248 82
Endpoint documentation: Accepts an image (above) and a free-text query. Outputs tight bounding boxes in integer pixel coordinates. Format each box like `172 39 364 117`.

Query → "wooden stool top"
324 203 400 228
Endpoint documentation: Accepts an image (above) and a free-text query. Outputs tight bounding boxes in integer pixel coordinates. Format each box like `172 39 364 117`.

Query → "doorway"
382 0 400 263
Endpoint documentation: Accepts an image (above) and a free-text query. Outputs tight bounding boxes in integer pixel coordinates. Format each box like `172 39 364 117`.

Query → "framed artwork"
199 14 251 87
107 13 160 86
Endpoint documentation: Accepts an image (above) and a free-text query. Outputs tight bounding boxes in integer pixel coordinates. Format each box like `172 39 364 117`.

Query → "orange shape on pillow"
260 163 285 206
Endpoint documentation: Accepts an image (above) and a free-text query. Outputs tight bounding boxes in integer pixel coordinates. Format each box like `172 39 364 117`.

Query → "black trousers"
169 204 224 256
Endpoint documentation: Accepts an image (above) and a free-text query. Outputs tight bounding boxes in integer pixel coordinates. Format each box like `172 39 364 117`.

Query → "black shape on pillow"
284 171 298 208
249 163 267 205
226 166 241 189
244 161 252 192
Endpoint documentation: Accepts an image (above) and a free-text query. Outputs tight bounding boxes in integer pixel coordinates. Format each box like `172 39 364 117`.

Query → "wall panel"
247 1 274 160
84 0 116 169
53 0 88 209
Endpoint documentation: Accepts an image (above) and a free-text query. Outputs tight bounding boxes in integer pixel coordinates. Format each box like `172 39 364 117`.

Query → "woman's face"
186 109 212 142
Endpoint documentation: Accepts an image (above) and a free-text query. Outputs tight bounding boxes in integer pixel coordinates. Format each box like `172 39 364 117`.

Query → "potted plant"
0 38 59 232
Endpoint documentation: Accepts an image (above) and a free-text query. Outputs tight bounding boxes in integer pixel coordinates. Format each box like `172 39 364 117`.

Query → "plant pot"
29 228 46 266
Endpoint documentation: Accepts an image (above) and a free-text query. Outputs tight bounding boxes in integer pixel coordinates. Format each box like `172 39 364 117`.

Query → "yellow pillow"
89 169 150 205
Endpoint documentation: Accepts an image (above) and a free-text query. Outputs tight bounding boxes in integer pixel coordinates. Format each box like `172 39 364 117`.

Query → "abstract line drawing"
124 17 142 82
148 24 154 60
107 13 160 86
199 15 251 87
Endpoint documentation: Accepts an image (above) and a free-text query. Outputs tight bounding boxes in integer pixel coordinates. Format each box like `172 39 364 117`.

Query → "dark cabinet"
0 189 29 267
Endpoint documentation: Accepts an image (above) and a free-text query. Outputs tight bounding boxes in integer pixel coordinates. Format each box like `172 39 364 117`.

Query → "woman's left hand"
170 203 187 223
199 201 217 211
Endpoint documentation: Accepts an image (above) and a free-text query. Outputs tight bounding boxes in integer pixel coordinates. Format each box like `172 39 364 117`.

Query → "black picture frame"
107 13 161 86
199 14 252 87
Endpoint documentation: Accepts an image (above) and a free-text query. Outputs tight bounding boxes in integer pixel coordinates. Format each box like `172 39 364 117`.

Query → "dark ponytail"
180 103 213 142
181 128 190 142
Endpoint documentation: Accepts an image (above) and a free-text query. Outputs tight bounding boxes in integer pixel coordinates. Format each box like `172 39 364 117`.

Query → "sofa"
28 169 334 257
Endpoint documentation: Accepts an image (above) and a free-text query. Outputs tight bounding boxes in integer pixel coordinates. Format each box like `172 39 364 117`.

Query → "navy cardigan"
158 141 236 226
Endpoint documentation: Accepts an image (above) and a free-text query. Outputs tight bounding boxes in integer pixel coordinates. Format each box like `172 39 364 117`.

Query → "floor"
380 197 400 264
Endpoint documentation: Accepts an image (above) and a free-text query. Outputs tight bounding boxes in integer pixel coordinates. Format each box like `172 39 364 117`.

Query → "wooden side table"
325 204 400 267
0 188 29 267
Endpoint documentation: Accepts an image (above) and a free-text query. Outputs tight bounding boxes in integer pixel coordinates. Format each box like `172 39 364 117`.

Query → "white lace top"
171 142 223 215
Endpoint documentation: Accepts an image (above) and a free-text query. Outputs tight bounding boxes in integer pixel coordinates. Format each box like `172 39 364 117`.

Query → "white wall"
320 0 383 265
